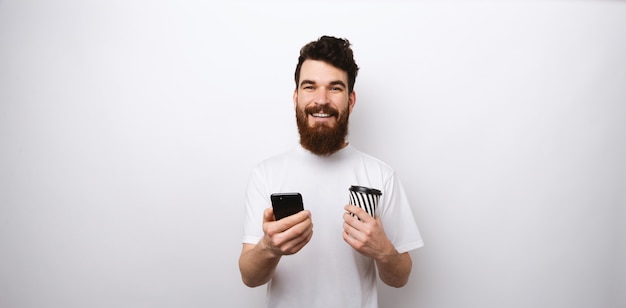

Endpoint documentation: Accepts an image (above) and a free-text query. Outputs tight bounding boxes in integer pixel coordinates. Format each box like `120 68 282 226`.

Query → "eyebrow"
329 80 347 88
299 79 347 88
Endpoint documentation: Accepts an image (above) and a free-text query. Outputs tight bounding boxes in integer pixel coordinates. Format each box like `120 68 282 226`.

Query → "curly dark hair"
294 35 360 93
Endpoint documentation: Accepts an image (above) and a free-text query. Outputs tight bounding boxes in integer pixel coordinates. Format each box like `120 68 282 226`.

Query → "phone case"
270 192 304 220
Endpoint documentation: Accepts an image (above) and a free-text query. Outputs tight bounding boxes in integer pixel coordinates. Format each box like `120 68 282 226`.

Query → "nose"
313 88 330 105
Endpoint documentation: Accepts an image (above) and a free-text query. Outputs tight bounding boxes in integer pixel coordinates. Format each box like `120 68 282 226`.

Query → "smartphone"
270 192 304 220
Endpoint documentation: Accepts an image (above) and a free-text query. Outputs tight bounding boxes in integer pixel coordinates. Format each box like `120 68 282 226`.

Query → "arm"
239 208 313 287
343 205 412 287
375 250 412 288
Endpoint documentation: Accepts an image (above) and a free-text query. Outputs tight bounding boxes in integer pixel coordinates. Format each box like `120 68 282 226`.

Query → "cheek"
295 101 307 113
297 95 319 111
295 94 308 106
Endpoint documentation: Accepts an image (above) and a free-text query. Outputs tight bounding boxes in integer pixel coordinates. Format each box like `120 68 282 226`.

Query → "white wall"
1 1 625 307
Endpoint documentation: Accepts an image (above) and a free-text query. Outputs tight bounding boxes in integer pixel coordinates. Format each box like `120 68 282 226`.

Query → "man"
239 35 424 308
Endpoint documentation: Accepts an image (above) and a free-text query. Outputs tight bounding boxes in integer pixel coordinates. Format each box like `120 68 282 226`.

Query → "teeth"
312 113 331 118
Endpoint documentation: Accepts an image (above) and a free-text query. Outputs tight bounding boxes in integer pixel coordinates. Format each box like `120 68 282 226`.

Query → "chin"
309 120 336 129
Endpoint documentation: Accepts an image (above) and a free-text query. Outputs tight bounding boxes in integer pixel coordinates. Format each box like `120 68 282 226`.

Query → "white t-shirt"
242 144 424 308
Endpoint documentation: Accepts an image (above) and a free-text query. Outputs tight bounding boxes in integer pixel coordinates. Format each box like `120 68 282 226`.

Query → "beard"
296 104 349 156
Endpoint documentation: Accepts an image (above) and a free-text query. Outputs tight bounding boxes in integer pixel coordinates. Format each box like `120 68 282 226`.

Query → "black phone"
270 192 304 220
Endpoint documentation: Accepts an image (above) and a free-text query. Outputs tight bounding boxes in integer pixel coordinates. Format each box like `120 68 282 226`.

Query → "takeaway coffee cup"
348 185 382 217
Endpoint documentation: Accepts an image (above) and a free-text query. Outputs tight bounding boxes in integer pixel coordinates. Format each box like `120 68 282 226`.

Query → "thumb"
263 207 276 222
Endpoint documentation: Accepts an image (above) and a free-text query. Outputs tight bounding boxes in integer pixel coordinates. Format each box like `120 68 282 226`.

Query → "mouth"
311 113 333 118
307 106 338 118
303 106 339 126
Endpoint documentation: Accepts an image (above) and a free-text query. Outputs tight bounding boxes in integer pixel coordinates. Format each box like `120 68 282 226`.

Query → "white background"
1 1 625 307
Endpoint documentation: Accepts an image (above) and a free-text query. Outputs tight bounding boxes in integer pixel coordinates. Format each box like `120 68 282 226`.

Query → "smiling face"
294 59 356 156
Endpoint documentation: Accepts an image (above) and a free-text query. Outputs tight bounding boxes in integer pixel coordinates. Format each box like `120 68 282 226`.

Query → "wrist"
259 235 283 259
375 244 400 264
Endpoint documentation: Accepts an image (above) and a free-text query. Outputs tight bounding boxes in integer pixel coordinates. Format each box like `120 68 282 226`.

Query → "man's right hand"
260 207 314 256
239 207 313 287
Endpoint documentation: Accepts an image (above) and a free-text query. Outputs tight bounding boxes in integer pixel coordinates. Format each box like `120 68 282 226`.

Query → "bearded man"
239 35 424 308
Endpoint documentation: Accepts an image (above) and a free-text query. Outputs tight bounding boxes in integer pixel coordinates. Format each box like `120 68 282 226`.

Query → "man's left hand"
342 204 396 261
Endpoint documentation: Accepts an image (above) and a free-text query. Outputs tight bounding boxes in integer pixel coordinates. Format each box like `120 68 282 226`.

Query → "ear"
293 89 298 110
348 91 356 114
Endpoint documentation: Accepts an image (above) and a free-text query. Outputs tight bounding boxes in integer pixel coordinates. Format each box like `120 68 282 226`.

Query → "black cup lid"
349 185 382 195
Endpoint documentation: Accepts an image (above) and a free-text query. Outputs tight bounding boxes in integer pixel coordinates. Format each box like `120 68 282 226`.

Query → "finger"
343 219 363 242
343 211 358 228
263 208 285 237
264 209 308 237
283 209 311 223
343 210 367 232
279 222 314 255
344 204 371 222
288 226 314 253
343 229 366 252
286 215 313 239
272 215 313 246
263 207 276 223
274 210 310 231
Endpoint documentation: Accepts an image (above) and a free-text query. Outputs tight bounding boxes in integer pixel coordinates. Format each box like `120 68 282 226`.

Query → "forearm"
376 251 412 288
239 242 281 287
